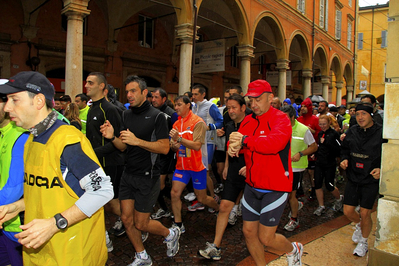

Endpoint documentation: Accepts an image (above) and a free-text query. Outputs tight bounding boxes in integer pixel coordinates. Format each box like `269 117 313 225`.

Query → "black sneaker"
112 217 126 237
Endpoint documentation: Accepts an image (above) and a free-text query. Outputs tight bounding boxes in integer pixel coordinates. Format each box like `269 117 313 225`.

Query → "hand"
340 133 346 141
120 129 140 146
169 128 180 141
216 128 225 137
222 167 228 180
16 218 59 249
229 132 244 146
308 126 315 134
170 140 180 151
100 120 115 139
239 166 246 177
292 153 301 162
340 159 348 170
0 204 20 229
370 168 381 179
228 143 241 157
320 137 325 144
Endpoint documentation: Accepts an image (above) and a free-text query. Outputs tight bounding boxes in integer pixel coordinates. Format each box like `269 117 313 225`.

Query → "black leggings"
314 165 336 191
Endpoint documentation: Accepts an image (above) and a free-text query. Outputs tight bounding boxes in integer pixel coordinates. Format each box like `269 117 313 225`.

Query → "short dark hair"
54 96 61 101
27 91 53 109
125 75 147 92
227 94 246 107
153 88 167 99
60 95 71 103
75 93 88 103
229 85 243 94
175 95 192 109
88 72 107 90
184 91 193 98
319 100 328 107
192 84 206 95
361 94 377 104
281 105 297 119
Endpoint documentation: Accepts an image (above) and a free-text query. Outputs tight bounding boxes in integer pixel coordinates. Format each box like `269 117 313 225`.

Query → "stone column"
237 45 255 95
321 76 330 102
62 0 90 98
369 1 399 264
346 85 354 103
335 81 343 106
175 23 195 95
276 59 290 100
302 69 312 99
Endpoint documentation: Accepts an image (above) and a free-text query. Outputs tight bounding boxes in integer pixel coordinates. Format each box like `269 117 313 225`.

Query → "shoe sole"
188 207 205 211
284 225 299 232
198 250 221 261
114 230 126 237
167 230 181 257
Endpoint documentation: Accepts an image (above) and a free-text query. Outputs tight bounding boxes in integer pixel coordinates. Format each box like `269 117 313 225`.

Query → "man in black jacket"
340 102 384 257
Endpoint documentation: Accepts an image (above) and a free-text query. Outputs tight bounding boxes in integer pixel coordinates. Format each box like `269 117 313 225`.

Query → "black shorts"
104 165 124 199
343 179 379 210
307 160 316 170
241 185 288 227
314 165 336 191
222 173 246 203
214 150 226 163
292 172 303 191
159 151 176 175
119 172 160 213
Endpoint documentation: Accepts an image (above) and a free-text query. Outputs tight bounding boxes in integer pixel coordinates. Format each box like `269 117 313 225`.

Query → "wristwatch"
54 213 68 230
177 136 182 143
241 135 248 147
299 151 304 157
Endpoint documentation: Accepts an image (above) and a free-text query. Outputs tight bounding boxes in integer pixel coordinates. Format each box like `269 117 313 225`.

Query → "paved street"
105 174 347 265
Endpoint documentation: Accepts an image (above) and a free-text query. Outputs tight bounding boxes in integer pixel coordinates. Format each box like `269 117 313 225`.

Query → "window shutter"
336 10 341 40
347 21 352 49
381 30 387 48
325 0 329 31
320 0 324 27
358 32 363 50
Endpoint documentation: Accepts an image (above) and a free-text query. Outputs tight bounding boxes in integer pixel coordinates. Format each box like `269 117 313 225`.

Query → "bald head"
271 97 282 109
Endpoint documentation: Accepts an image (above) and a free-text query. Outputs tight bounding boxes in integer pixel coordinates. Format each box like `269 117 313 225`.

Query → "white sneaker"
287 242 303 266
128 252 153 266
352 223 362 243
105 231 113 252
184 192 196 201
353 241 368 257
151 208 172 220
288 201 304 218
333 195 344 211
228 209 237 225
313 205 325 216
237 201 242 216
164 226 181 257
284 218 299 232
142 231 149 243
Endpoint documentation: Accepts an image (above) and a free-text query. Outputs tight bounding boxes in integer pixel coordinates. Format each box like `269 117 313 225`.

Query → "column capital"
321 75 330 84
336 81 344 89
302 69 312 78
20 25 39 40
237 45 255 59
346 85 354 92
276 59 290 70
62 0 91 18
175 23 199 44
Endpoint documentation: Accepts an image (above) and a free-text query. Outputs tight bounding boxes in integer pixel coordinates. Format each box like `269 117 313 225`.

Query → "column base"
369 248 399 265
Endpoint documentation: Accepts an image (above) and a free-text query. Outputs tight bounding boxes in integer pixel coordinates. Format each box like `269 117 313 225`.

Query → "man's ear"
35 94 46 109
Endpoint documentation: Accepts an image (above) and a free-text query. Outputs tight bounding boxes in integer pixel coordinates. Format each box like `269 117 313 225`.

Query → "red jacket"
240 107 293 192
297 98 321 142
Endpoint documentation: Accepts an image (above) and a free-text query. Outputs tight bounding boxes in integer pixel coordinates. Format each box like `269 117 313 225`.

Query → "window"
381 30 388 48
231 46 238 68
297 0 305 14
349 0 352 7
358 33 363 49
320 0 329 30
347 20 352 49
138 15 154 48
335 9 342 40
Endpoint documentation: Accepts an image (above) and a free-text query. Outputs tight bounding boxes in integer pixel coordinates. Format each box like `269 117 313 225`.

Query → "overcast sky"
359 0 389 7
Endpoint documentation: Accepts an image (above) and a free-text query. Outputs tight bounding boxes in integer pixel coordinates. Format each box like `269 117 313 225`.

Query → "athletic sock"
165 228 175 241
137 250 148 260
360 236 368 243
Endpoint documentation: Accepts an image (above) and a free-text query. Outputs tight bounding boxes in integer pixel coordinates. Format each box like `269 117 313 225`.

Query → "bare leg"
104 199 121 216
206 171 215 198
243 220 266 266
331 187 341 199
170 181 187 223
343 204 361 224
315 188 324 206
359 208 373 238
195 188 219 211
288 191 299 218
213 200 235 247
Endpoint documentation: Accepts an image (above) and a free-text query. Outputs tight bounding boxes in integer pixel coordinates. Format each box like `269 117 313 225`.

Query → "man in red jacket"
228 80 303 266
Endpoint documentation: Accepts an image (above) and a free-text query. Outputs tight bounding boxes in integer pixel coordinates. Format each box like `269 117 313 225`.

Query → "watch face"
57 218 68 229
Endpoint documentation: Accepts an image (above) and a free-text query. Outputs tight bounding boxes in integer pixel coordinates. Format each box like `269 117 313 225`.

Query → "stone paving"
105 174 347 265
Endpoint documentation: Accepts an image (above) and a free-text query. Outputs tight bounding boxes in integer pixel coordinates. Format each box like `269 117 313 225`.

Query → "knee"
219 201 231 214
170 188 181 200
359 209 372 221
121 214 133 228
196 194 206 204
259 236 274 247
134 218 148 232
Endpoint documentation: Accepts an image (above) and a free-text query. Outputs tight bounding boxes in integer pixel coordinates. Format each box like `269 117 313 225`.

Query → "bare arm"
0 198 25 229
100 120 127 152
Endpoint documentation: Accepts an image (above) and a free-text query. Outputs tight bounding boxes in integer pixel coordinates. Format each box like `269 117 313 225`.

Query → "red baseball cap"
244 79 272 97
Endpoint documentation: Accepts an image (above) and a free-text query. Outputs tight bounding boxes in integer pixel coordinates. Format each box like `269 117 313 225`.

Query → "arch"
252 11 286 59
288 30 311 69
314 44 329 76
330 54 343 82
343 61 353 86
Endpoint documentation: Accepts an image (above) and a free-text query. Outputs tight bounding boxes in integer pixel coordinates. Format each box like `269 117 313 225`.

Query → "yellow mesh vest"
23 125 107 266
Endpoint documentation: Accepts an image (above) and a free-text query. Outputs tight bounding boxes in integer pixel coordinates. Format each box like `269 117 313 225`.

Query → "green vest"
79 105 90 135
291 120 309 169
0 122 27 233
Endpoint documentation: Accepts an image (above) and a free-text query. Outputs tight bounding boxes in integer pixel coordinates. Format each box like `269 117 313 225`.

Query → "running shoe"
288 201 304 218
333 195 344 211
237 201 242 217
172 222 186 234
214 183 224 194
128 253 153 266
142 231 149 243
228 208 238 225
188 200 204 211
105 231 113 252
199 242 222 260
313 205 325 216
184 192 196 201
151 209 172 220
165 226 181 257
287 242 303 266
352 223 362 243
112 217 126 237
353 241 368 257
284 218 300 232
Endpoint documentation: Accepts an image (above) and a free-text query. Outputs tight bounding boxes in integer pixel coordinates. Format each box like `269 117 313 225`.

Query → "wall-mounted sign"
194 39 225 74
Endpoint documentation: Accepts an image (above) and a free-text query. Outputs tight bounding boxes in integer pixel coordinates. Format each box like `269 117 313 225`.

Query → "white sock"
232 205 238 211
137 250 148 260
360 236 368 243
165 228 175 241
